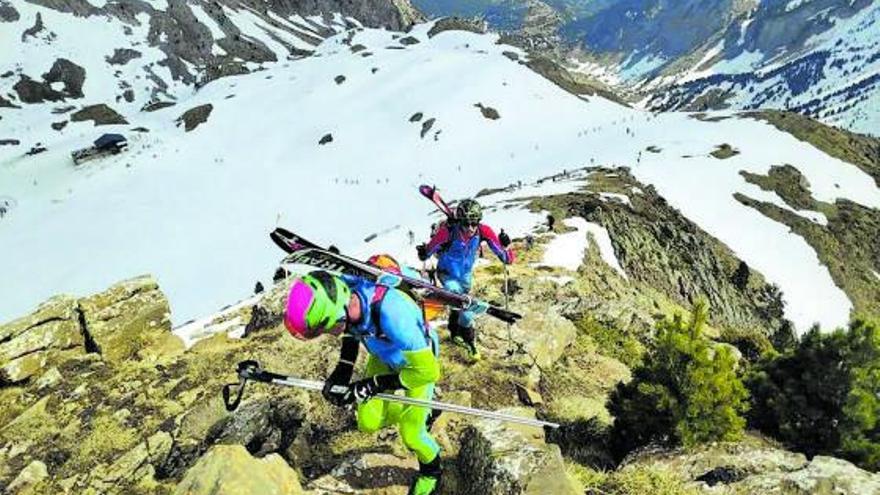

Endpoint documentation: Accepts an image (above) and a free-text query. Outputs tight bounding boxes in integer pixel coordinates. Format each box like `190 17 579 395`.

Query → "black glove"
498 229 511 248
416 243 428 261
322 362 353 407
342 376 381 404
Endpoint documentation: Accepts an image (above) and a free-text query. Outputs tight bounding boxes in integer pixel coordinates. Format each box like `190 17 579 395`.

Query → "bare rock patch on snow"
318 133 333 145
105 48 142 66
711 143 740 159
427 17 487 38
420 117 436 138
0 0 17 22
475 103 500 120
176 104 213 132
71 104 128 126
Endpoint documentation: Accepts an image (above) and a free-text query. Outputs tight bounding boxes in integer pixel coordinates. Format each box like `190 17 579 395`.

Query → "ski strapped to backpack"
419 184 455 220
270 228 519 324
222 360 558 429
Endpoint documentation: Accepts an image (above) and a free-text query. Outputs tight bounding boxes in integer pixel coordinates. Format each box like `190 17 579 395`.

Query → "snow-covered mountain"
0 0 421 115
410 0 880 135
640 1 880 136
2 4 879 338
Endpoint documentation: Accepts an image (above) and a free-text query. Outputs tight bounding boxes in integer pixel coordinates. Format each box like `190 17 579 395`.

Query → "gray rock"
7 460 48 493
141 100 176 112
77 274 181 363
624 438 880 495
21 12 44 42
0 295 85 384
420 118 435 138
458 407 579 495
70 104 128 125
173 444 304 495
399 35 420 45
43 58 86 99
106 48 142 66
13 75 65 104
428 16 487 38
0 0 18 22
176 104 213 132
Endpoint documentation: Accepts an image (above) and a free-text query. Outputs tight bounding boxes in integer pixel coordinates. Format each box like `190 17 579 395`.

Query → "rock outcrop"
458 408 579 495
0 295 84 384
176 104 213 132
624 436 880 495
70 104 128 125
174 444 304 495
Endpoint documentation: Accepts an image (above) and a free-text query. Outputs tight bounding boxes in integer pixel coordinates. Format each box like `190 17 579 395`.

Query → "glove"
322 363 353 407
416 243 428 261
342 377 381 404
498 229 511 248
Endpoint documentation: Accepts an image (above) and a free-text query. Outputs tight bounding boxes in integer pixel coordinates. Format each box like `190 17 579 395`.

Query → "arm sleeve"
424 224 451 257
479 224 513 264
338 334 360 367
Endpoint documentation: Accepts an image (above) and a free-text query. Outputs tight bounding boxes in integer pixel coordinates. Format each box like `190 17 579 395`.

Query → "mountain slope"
2 20 879 334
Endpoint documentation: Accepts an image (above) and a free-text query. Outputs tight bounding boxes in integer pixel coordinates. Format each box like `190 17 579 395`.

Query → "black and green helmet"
456 199 482 225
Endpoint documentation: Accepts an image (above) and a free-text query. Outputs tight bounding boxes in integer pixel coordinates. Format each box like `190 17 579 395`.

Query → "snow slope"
2 23 879 334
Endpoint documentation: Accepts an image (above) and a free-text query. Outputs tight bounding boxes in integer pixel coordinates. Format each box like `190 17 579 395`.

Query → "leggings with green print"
356 354 440 464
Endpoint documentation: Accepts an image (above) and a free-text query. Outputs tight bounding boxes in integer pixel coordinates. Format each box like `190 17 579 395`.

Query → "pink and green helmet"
284 271 351 340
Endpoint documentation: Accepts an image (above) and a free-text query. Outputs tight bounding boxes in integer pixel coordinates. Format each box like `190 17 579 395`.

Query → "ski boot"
408 457 441 495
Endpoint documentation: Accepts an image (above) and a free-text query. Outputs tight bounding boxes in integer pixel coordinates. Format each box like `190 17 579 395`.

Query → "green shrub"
747 317 880 470
576 316 645 368
609 301 749 458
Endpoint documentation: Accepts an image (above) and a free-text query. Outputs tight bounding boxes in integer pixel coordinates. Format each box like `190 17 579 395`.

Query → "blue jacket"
342 276 439 371
424 222 513 291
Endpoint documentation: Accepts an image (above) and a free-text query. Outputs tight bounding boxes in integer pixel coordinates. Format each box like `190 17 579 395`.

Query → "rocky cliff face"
1 0 423 110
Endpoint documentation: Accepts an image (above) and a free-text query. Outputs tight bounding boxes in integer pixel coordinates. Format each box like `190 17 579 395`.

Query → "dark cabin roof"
93 133 126 149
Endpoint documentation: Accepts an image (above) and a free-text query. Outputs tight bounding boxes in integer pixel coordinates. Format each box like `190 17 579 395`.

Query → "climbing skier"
417 199 514 361
283 270 442 495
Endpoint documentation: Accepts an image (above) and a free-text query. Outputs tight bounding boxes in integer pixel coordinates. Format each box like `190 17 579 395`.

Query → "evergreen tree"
609 301 749 459
747 318 880 470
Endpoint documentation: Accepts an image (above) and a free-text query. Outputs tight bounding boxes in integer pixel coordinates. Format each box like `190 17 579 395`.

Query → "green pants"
356 355 440 464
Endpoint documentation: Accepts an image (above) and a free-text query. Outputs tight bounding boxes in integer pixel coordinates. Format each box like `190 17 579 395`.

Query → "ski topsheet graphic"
270 228 522 324
419 184 455 220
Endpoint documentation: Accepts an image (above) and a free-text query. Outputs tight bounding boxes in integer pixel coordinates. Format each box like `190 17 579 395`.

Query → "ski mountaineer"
283 269 443 495
417 198 514 361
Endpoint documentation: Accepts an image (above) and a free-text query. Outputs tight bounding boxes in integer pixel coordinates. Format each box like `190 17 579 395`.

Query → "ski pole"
503 264 514 356
223 361 558 429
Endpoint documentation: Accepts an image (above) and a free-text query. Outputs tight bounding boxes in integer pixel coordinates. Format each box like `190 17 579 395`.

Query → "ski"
270 228 522 324
419 184 455 220
223 360 558 429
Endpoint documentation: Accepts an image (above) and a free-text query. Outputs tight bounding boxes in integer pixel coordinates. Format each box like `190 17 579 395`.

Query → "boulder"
623 436 880 495
427 17 487 38
42 58 86 99
106 48 141 66
88 430 173 493
0 1 19 22
13 75 65 104
0 295 85 383
173 444 304 495
70 104 128 125
308 452 416 493
78 275 181 363
509 310 577 370
458 407 579 495
742 455 880 495
176 104 213 132
7 460 48 493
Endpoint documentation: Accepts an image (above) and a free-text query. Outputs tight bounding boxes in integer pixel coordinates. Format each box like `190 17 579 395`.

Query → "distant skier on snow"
417 199 514 362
